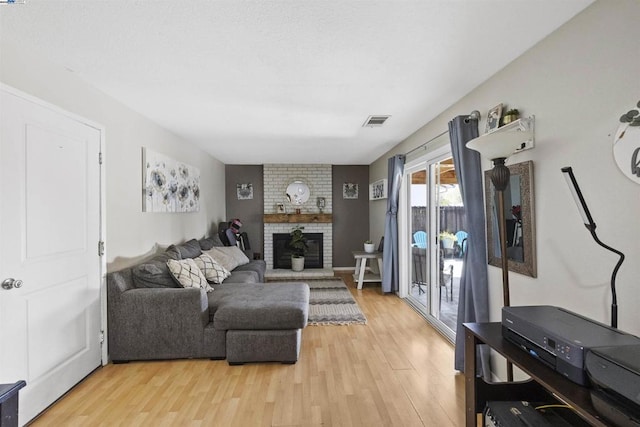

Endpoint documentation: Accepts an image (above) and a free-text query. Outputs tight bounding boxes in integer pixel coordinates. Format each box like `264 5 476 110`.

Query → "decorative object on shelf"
561 166 625 328
369 178 387 200
276 203 286 214
343 182 359 199
142 147 200 213
286 181 310 205
485 103 503 133
501 108 520 126
316 197 326 213
613 99 640 184
289 225 308 272
364 240 375 253
236 183 253 200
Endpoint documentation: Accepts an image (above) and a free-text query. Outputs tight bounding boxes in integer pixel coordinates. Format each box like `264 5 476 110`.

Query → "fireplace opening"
273 233 323 269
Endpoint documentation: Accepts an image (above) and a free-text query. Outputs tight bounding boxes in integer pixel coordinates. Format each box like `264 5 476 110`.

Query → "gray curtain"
382 155 405 293
449 116 491 378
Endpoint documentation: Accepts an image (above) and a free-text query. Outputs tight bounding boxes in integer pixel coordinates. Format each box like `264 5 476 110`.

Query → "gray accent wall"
332 165 369 267
225 164 368 268
225 165 264 259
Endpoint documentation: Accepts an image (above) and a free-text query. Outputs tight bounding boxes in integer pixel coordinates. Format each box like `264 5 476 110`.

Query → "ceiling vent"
363 115 391 127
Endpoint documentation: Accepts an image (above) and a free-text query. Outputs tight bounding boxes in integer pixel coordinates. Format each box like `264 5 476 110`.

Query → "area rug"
307 279 367 325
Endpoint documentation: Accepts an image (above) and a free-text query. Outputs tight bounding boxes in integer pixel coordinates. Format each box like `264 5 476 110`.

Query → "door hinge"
98 152 103 164
99 331 105 344
98 241 105 256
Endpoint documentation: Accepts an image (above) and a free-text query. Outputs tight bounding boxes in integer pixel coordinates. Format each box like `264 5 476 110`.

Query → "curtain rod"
404 110 481 157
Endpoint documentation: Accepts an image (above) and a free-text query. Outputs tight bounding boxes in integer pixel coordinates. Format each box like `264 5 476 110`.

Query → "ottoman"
209 282 310 364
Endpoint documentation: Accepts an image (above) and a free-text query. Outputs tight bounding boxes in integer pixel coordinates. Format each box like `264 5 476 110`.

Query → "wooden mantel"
263 213 333 224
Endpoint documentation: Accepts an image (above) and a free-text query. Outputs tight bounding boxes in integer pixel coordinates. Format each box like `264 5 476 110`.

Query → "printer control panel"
543 336 573 361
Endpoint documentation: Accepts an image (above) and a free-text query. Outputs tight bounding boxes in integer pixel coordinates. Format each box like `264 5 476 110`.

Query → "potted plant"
289 226 308 272
364 239 375 253
501 108 520 125
439 231 457 250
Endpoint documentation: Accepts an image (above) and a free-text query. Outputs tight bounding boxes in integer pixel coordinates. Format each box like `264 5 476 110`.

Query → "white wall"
370 0 640 336
0 42 226 271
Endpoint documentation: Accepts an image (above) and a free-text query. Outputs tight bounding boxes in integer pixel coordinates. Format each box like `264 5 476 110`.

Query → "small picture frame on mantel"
485 103 503 133
369 179 387 200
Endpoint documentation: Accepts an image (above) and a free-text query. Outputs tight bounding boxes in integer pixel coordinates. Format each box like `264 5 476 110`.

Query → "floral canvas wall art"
143 148 200 212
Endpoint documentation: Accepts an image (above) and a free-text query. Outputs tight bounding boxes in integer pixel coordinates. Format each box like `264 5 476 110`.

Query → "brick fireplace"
263 164 333 270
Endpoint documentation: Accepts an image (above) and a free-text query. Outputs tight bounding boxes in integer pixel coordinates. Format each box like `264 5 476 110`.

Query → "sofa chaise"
107 237 309 364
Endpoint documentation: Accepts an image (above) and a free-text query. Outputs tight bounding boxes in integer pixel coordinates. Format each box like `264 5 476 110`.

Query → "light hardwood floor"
30 273 466 426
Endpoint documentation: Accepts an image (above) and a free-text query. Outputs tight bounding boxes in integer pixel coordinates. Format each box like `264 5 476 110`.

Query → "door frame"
400 143 457 342
399 143 450 297
1 83 108 365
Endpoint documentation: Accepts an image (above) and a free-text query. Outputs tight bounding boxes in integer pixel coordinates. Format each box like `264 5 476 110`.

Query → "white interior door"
0 88 103 425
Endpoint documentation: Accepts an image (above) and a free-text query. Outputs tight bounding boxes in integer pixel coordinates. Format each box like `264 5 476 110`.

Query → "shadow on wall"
108 244 162 272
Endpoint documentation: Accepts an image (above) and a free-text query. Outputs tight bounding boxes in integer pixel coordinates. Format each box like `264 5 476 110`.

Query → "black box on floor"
484 401 590 426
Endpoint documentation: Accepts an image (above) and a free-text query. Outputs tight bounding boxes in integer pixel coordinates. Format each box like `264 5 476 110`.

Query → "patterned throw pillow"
193 252 230 284
166 258 213 292
205 246 250 271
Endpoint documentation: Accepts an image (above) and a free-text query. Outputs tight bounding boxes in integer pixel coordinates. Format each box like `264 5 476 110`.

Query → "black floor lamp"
467 126 534 382
561 166 625 329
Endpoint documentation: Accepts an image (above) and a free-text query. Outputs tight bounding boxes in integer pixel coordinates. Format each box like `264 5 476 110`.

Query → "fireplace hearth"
273 233 323 269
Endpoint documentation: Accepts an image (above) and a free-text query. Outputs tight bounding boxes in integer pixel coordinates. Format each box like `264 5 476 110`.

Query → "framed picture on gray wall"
343 183 358 199
236 183 253 200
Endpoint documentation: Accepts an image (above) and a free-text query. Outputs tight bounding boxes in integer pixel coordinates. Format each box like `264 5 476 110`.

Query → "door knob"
2 278 23 290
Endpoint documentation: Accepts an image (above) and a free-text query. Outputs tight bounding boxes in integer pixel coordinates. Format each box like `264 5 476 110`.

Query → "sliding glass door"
402 145 465 341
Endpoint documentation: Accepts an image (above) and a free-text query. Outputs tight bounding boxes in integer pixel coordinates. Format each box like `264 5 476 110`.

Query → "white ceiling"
0 0 593 164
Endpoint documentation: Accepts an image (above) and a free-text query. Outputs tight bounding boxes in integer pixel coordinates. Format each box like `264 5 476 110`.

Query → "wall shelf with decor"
263 214 333 224
468 116 535 158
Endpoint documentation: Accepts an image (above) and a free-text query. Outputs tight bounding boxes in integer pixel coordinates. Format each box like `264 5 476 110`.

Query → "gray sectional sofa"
107 237 310 364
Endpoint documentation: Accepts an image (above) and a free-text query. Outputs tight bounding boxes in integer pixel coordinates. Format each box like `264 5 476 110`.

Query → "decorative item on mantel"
286 181 310 205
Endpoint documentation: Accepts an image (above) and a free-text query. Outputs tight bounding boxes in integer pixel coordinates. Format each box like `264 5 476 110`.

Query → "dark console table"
0 381 26 427
464 322 608 426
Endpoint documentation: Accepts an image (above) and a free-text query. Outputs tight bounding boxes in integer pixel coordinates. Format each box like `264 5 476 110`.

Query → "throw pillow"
167 239 202 259
193 252 230 284
132 252 180 288
198 235 224 251
226 245 250 266
166 258 213 292
205 246 250 271
204 247 238 271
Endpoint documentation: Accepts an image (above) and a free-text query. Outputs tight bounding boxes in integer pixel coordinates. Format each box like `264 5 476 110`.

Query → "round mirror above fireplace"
286 181 310 205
